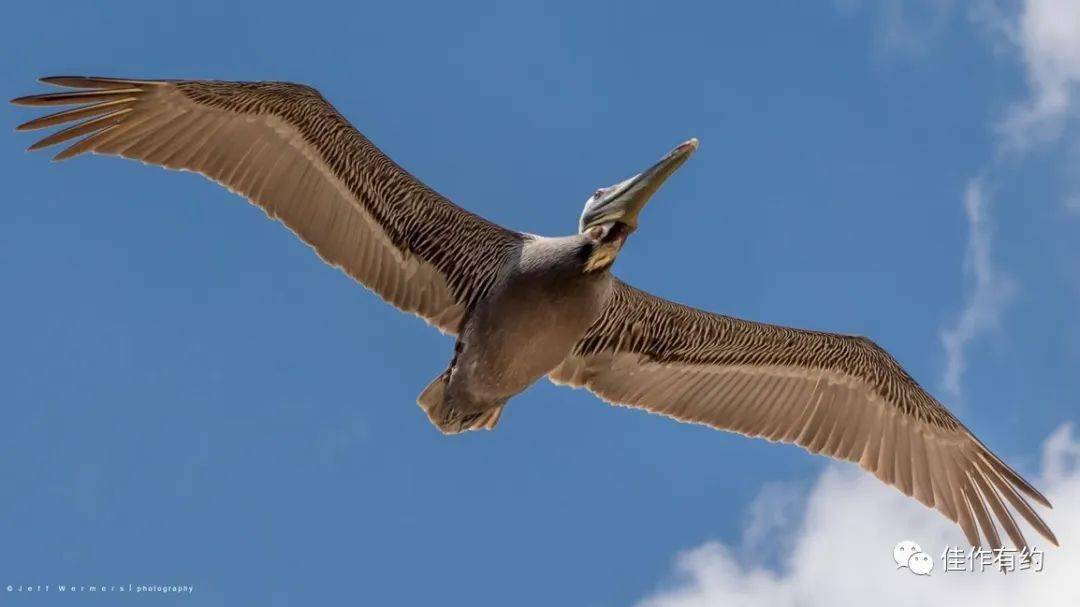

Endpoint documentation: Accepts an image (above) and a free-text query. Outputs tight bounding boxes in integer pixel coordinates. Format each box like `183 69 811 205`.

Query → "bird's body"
13 76 1058 551
421 234 613 432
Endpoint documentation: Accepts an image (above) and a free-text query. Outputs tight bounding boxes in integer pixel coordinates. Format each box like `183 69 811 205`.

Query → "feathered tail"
417 370 504 434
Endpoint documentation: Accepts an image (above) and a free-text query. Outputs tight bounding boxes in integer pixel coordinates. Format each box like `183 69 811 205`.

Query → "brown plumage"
12 76 1056 551
13 77 521 334
551 280 1055 549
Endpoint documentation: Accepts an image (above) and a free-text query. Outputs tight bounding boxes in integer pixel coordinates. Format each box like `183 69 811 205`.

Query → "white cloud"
939 0 1080 395
844 0 1080 148
838 1 1080 146
638 424 1080 607
939 180 1016 397
740 481 807 567
997 0 1080 150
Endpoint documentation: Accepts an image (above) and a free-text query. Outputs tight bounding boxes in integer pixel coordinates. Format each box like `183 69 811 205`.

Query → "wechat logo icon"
894 540 934 576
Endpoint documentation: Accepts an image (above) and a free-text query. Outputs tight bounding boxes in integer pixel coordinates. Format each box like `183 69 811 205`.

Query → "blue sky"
1 1 1078 605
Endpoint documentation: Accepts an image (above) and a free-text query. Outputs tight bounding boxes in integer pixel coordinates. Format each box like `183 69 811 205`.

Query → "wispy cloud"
939 180 1016 398
994 0 1080 151
637 425 1080 607
940 0 1080 395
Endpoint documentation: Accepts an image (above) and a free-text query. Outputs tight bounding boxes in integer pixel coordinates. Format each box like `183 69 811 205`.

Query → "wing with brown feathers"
12 77 523 334
551 279 1056 549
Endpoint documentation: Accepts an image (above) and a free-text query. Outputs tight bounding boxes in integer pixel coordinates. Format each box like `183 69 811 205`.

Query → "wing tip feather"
38 75 167 89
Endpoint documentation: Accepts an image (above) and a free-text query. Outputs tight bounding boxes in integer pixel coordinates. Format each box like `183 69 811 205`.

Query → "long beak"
580 138 698 232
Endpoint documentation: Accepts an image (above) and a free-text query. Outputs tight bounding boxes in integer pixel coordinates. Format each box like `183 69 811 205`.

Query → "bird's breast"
457 270 612 397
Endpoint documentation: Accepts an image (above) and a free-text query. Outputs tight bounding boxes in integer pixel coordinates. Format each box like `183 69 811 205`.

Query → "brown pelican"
12 76 1056 551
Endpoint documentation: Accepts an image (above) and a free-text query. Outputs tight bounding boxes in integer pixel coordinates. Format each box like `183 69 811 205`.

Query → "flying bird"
12 76 1057 551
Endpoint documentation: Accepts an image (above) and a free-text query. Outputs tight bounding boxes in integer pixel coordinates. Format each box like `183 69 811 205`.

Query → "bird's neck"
583 242 619 273
581 223 630 274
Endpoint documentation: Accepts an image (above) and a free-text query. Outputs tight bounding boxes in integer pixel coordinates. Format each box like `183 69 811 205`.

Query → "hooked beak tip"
662 138 699 164
677 138 699 155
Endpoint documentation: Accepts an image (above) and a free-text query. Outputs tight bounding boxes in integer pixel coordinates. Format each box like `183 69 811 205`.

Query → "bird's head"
579 138 698 272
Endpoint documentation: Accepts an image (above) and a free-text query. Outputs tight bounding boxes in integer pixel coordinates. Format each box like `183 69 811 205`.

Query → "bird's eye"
593 188 606 199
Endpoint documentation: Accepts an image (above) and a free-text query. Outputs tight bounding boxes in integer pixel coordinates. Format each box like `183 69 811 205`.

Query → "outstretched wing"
552 279 1056 549
13 77 523 334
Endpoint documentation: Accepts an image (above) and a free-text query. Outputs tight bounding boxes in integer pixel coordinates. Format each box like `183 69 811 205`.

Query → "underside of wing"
13 76 523 334
551 279 1056 550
